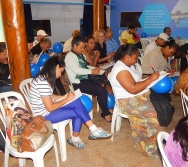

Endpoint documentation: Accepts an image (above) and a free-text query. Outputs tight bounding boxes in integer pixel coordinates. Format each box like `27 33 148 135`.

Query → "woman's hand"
168 69 176 76
91 68 100 74
65 92 75 101
149 72 160 82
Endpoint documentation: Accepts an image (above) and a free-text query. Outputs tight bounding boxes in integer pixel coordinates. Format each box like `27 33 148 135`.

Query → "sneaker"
88 127 112 140
67 137 85 149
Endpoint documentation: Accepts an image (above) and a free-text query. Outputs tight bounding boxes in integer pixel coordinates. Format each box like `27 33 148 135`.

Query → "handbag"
17 115 53 152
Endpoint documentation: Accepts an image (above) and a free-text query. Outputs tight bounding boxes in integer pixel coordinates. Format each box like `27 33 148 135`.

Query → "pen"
69 85 73 92
151 65 155 72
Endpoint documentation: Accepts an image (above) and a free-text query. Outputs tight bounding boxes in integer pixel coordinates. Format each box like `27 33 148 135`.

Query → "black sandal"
101 113 112 123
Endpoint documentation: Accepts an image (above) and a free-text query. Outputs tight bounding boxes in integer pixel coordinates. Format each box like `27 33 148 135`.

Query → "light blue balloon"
107 92 115 109
37 54 50 67
80 94 93 113
30 63 40 78
53 42 63 54
151 76 172 94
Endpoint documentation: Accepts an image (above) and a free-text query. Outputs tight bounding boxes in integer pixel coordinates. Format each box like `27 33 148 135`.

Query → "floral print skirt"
118 91 164 158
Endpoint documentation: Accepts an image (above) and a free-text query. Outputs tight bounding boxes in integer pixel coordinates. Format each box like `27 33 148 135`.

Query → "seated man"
104 27 119 55
63 30 80 54
144 33 169 57
33 29 48 47
119 25 135 45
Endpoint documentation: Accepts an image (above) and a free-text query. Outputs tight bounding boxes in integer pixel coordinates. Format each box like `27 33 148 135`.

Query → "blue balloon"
30 63 40 78
171 76 179 84
107 93 115 109
37 54 50 67
80 94 93 113
141 32 147 38
53 42 63 54
169 78 175 94
151 76 172 94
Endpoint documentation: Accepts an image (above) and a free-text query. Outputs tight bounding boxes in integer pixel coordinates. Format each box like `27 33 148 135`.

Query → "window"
32 20 52 36
120 12 142 28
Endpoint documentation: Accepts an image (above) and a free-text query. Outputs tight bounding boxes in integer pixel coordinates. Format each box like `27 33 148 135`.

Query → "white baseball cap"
158 33 169 41
37 30 48 36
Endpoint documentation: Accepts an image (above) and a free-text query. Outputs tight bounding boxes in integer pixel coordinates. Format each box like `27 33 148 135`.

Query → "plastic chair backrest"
180 89 188 116
157 131 172 167
19 78 33 110
140 38 151 51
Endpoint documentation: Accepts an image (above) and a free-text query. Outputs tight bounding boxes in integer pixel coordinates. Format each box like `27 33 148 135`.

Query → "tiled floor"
0 93 183 167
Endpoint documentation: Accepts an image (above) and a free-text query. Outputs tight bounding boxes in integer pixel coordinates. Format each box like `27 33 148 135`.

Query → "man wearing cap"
33 29 48 47
144 32 169 57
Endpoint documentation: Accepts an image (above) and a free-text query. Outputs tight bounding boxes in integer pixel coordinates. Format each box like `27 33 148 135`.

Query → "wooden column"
93 0 104 33
1 0 31 92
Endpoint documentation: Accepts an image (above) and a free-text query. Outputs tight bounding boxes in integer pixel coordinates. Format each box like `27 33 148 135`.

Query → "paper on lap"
168 71 180 77
55 89 82 107
98 61 115 70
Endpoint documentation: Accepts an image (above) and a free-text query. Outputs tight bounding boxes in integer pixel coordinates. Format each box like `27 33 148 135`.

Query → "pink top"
165 130 188 167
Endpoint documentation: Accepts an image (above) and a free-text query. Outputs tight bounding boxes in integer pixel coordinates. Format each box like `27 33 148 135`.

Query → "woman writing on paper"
109 44 164 157
141 40 178 76
29 56 112 149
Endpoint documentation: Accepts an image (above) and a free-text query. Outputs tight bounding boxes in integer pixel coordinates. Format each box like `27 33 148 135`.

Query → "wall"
110 0 188 44
0 1 5 42
30 0 111 45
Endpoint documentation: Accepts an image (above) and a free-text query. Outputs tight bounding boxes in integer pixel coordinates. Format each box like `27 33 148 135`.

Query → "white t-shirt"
144 41 157 57
63 37 73 52
33 39 39 47
110 60 148 99
30 75 54 116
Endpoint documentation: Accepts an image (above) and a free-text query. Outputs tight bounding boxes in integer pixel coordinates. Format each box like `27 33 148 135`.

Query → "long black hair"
173 115 188 161
114 44 138 62
34 56 65 88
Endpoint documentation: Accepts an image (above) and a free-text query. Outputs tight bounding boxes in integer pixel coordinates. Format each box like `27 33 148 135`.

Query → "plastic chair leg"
116 116 122 131
18 158 26 167
33 156 44 167
53 138 59 167
57 124 67 161
4 145 10 167
111 106 118 141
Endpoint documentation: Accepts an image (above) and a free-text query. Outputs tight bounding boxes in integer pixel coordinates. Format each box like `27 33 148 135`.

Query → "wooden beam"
93 0 104 33
1 0 31 92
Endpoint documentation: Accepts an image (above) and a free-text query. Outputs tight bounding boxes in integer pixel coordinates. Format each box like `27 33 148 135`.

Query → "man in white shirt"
63 30 80 53
33 30 48 47
144 33 169 57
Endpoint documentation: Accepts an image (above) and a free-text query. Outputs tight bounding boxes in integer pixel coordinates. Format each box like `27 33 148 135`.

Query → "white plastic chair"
180 89 188 116
107 73 128 141
0 91 59 167
19 78 72 162
157 131 172 167
140 38 151 51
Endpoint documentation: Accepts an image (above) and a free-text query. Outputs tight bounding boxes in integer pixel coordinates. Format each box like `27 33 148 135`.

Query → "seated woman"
165 115 188 166
93 29 114 64
109 44 164 157
141 40 178 76
65 36 112 122
29 56 112 149
83 35 100 67
0 42 12 93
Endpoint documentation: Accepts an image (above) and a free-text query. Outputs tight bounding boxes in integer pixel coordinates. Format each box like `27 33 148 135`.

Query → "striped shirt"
30 75 54 116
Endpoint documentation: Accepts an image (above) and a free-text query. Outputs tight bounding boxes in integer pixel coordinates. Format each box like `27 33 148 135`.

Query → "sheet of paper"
99 61 115 70
168 71 180 77
55 89 82 107
140 71 169 89
99 70 105 75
